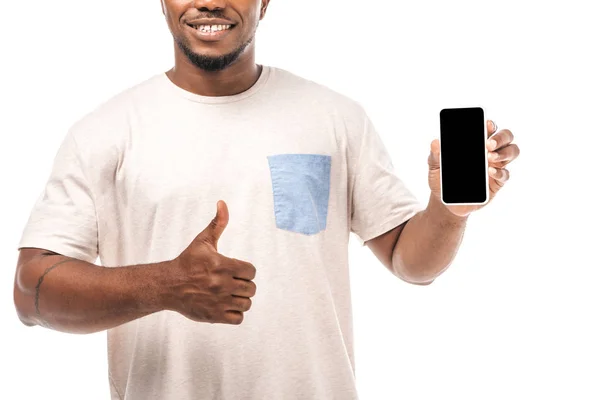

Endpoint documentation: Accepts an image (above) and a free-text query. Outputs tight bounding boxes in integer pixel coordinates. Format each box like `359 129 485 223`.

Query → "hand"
168 200 257 325
428 120 520 217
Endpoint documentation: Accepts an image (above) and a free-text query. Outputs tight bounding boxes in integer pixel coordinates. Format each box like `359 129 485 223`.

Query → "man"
13 0 520 399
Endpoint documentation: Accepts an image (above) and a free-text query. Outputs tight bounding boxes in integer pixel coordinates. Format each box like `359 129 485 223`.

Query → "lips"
186 17 235 26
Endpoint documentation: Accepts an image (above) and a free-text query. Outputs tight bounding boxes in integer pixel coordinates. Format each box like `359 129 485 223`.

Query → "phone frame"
439 105 490 206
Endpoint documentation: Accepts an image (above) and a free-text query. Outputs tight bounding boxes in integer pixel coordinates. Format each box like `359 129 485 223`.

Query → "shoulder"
268 66 367 120
64 73 164 172
67 73 163 145
268 66 371 151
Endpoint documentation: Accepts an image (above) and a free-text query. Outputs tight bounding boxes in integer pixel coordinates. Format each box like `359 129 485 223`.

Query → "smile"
186 23 235 41
190 24 233 33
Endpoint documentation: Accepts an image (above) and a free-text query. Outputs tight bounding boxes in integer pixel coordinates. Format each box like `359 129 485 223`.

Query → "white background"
1 0 598 399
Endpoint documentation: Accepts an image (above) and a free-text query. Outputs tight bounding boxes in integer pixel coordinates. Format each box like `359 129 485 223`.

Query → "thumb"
197 200 229 250
428 139 441 170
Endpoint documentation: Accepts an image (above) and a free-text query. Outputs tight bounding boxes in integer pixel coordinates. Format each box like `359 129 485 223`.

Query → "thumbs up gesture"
168 200 257 325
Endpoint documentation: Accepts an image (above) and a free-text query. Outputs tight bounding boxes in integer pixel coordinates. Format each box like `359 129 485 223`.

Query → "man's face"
161 0 268 72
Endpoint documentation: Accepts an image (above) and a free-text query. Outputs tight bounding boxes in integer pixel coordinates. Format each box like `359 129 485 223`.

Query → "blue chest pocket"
267 154 331 235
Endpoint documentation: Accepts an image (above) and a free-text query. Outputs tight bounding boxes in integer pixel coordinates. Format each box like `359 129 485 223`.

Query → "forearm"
14 254 176 334
392 192 468 283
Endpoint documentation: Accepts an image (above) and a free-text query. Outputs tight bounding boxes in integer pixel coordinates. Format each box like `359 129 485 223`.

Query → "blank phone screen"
439 107 487 204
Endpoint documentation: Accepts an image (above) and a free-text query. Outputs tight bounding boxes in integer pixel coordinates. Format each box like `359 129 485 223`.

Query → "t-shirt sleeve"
17 131 99 263
350 111 424 246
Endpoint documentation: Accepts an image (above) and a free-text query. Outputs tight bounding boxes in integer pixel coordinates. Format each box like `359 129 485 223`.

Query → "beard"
175 32 255 72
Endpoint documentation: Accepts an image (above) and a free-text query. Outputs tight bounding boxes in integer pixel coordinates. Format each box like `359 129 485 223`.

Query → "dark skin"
14 0 275 332
368 122 520 284
15 0 520 333
161 0 270 96
15 201 257 332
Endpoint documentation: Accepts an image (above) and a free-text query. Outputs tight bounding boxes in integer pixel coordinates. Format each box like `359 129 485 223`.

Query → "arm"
14 202 257 333
366 192 467 285
13 248 177 334
363 121 518 285
392 192 467 283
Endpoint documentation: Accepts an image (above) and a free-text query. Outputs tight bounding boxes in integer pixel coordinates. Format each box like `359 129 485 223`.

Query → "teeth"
195 24 231 33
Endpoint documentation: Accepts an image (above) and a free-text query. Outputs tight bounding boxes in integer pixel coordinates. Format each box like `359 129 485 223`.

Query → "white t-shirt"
18 65 423 399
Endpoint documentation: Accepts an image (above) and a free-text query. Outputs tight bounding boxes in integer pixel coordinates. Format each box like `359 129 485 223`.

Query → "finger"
428 139 440 169
487 129 514 151
230 258 257 281
488 144 521 164
488 167 510 183
224 310 244 325
489 173 504 194
488 158 512 169
228 295 252 312
487 120 498 138
232 278 257 297
196 200 229 250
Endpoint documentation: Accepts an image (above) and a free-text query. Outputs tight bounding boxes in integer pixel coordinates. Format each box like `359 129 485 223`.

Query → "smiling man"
14 0 519 399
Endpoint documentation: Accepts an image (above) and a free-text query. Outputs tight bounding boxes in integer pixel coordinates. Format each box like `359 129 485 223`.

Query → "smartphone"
439 107 489 205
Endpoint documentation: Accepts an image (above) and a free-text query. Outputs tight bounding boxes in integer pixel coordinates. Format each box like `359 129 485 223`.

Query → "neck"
166 45 262 97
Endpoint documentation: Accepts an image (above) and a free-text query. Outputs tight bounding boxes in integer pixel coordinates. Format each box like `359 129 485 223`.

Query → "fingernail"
488 139 497 150
488 152 498 161
489 167 497 175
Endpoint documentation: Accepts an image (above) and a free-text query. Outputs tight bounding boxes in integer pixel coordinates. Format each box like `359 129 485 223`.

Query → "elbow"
408 278 435 286
391 250 437 286
400 272 436 286
16 310 36 327
392 260 438 286
13 285 36 327
13 263 38 327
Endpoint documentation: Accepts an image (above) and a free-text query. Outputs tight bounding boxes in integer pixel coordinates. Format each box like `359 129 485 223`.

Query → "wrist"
426 192 469 226
132 260 179 314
